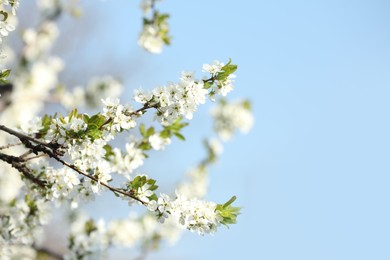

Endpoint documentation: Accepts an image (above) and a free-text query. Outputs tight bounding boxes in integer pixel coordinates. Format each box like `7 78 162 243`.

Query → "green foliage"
128 176 159 201
85 114 106 140
139 124 156 150
204 81 213 89
161 117 188 141
38 114 53 138
0 69 11 84
216 196 241 226
84 219 98 235
103 144 114 159
216 59 237 81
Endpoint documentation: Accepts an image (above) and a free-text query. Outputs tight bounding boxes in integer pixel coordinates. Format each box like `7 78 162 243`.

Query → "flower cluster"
0 0 19 44
134 68 227 124
138 0 171 54
0 194 50 246
22 21 59 61
145 192 239 235
203 60 237 99
66 214 108 260
211 99 254 140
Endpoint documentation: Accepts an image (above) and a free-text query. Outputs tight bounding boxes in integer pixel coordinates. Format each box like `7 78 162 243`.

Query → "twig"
0 125 55 149
24 153 48 161
52 155 146 205
0 152 47 187
0 141 22 150
19 149 34 159
0 125 146 205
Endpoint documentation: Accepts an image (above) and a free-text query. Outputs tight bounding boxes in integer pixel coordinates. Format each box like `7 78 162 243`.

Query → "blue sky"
50 0 390 259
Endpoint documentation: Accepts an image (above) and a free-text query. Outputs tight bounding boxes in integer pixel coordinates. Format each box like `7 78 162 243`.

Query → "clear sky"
50 0 390 259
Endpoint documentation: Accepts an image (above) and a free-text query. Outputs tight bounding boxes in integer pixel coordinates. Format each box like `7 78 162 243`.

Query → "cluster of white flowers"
138 0 170 54
65 214 108 260
0 20 15 44
138 24 165 54
211 100 254 140
146 193 223 235
203 60 236 97
171 195 222 235
41 115 115 195
135 71 210 124
149 133 171 150
1 57 63 126
0 195 50 246
102 97 137 135
26 161 80 208
0 0 20 44
22 21 59 61
46 115 88 143
109 142 145 178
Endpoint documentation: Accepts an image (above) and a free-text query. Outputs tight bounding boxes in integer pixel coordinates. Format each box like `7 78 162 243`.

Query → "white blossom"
0 20 15 42
202 60 224 75
149 133 171 150
211 100 254 141
138 24 165 54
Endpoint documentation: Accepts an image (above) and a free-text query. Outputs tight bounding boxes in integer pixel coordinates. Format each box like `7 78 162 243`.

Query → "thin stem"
19 149 33 159
0 125 146 204
0 141 22 150
0 125 55 148
24 153 48 161
100 102 158 131
0 152 47 187
51 154 146 205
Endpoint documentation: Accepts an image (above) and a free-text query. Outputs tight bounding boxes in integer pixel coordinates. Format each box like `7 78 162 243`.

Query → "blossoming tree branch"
0 0 253 259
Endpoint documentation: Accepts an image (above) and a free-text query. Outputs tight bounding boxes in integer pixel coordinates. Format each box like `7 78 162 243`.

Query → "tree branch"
0 152 47 187
0 124 147 205
0 141 22 150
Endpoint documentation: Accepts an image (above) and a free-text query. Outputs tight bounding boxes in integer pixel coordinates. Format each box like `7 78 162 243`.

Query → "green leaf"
86 129 103 140
0 69 11 84
88 114 106 128
215 59 238 81
68 108 79 120
221 59 238 75
173 132 185 141
160 130 171 138
146 127 155 137
103 145 114 159
38 114 53 137
223 196 236 208
0 69 11 78
138 142 152 151
204 81 213 89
